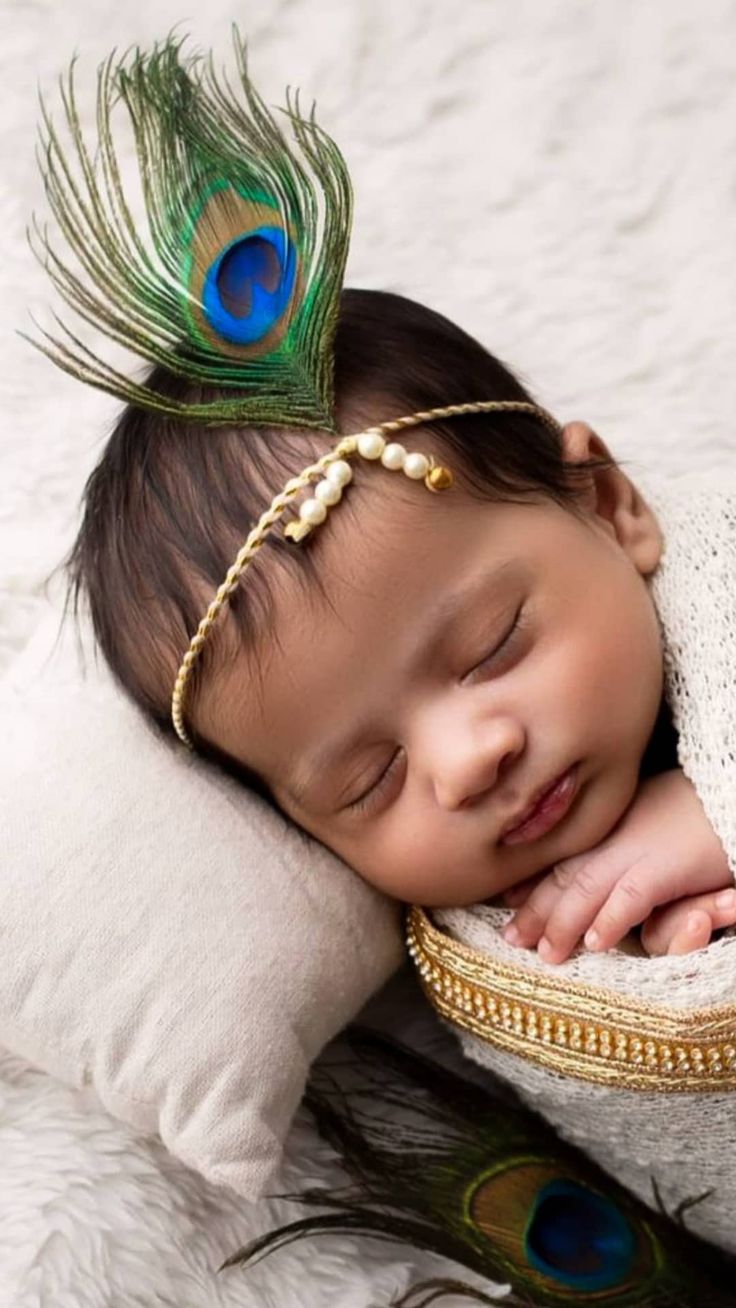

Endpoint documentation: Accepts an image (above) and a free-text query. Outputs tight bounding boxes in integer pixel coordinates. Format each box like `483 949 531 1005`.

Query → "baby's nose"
432 718 524 812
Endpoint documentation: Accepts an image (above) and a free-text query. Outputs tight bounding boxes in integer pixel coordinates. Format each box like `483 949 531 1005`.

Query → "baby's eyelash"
347 748 405 814
463 602 526 681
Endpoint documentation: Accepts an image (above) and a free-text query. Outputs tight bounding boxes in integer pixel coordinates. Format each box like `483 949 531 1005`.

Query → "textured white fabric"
646 470 736 885
436 468 736 1253
0 606 404 1201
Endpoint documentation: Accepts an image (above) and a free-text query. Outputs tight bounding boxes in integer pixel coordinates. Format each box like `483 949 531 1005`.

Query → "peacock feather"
220 1026 736 1306
24 27 352 428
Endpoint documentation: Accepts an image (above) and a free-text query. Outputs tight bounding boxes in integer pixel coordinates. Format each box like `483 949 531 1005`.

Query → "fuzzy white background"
2 0 736 1304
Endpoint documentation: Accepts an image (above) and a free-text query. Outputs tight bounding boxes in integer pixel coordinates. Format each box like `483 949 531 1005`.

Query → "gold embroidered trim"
406 905 736 1091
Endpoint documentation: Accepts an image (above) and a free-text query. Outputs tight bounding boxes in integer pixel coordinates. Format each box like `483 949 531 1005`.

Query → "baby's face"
206 422 665 907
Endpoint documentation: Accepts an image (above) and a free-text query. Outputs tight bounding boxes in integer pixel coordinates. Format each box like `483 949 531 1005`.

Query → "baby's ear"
561 420 663 576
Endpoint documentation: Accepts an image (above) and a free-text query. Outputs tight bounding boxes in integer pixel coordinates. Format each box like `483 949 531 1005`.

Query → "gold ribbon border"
406 905 736 1091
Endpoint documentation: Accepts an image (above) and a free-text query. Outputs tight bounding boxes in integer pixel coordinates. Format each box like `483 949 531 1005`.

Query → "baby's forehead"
309 467 551 572
261 480 553 664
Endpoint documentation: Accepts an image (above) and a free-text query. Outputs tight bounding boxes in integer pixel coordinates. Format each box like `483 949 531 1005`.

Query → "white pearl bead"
381 442 407 470
357 432 386 460
326 459 353 487
314 478 342 506
404 451 430 480
299 498 328 525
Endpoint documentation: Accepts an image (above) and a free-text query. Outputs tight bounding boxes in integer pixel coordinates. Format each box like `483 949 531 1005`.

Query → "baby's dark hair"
65 288 616 778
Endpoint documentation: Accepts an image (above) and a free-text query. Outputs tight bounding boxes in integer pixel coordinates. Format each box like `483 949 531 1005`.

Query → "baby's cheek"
352 816 467 905
583 611 662 781
384 826 457 903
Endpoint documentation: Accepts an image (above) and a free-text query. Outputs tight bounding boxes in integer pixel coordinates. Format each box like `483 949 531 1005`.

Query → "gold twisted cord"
171 400 562 747
356 401 562 437
171 436 357 747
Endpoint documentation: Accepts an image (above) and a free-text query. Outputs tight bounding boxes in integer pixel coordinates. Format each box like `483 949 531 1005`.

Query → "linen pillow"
0 602 404 1198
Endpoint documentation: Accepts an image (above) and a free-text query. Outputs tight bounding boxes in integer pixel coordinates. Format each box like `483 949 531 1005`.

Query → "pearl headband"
171 400 563 748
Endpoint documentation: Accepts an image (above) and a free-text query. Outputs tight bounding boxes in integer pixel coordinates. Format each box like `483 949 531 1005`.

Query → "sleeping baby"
34 34 736 972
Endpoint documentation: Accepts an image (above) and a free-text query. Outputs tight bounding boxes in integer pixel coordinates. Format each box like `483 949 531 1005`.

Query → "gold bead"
425 465 454 492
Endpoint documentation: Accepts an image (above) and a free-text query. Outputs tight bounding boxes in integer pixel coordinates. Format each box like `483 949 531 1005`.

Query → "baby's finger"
502 874 567 949
587 862 731 953
532 856 625 963
665 910 712 956
641 888 736 957
584 864 675 953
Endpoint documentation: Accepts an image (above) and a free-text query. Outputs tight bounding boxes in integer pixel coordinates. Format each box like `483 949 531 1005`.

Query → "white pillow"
0 604 404 1199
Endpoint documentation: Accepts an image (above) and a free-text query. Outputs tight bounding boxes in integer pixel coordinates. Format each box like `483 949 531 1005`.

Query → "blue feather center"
525 1179 636 1291
202 227 296 345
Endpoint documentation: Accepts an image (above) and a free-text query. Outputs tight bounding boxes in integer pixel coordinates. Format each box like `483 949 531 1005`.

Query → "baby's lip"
499 765 578 842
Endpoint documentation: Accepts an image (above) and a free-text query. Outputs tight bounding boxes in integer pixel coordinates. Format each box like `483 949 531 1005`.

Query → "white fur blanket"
2 0 736 1302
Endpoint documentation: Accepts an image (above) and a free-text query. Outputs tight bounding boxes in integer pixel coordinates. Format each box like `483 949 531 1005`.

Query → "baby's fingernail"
503 924 521 945
538 936 556 962
716 889 736 909
584 928 600 949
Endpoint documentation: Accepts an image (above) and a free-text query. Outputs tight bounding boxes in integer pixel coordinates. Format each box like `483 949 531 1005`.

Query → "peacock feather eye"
201 226 296 345
183 182 301 357
467 1160 657 1298
525 1180 636 1288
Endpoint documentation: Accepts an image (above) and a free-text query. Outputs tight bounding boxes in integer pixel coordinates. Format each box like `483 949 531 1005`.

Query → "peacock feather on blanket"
221 1026 736 1306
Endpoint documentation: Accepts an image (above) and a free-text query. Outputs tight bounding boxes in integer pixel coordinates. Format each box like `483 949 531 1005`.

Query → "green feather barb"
24 27 353 428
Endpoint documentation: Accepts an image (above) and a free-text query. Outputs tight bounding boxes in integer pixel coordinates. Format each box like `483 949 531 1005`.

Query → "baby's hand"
639 887 736 955
501 768 733 964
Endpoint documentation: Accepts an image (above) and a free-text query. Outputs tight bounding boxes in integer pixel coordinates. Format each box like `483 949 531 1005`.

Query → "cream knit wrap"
411 468 736 1254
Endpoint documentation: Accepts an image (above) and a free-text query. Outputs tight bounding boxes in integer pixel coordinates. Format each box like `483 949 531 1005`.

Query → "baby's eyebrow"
285 558 519 811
